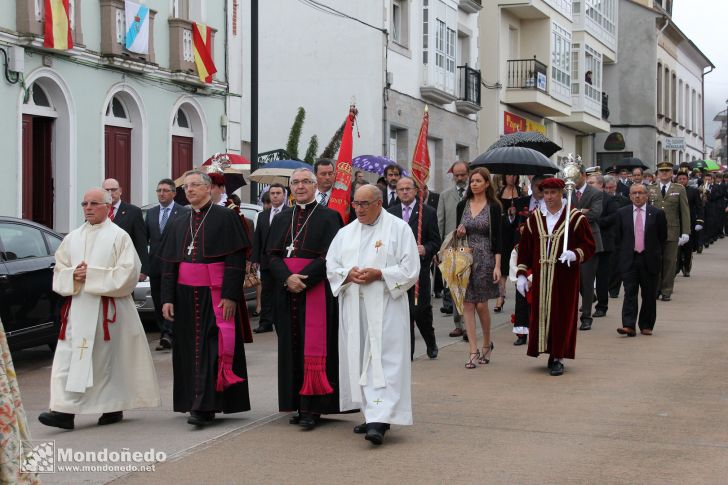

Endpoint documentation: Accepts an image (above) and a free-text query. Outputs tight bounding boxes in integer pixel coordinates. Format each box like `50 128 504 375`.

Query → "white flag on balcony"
124 1 150 54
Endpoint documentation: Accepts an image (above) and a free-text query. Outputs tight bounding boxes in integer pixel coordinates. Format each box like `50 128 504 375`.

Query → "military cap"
656 161 673 171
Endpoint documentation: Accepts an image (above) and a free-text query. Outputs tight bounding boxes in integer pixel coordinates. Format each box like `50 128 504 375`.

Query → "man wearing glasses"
266 168 343 431
159 171 251 427
102 178 149 282
145 178 189 350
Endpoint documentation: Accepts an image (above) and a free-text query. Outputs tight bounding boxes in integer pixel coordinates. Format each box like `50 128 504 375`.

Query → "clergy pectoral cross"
286 243 295 258
78 338 89 360
373 398 383 405
187 243 195 256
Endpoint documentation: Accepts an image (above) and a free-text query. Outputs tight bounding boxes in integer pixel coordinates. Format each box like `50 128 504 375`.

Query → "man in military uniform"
648 161 690 301
675 169 703 277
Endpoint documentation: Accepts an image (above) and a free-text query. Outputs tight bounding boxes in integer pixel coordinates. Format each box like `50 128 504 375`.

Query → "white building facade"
0 1 246 232
478 0 617 166
255 0 482 192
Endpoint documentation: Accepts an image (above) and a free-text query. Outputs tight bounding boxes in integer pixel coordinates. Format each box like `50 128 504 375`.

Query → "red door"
22 115 54 228
171 135 193 180
104 126 132 202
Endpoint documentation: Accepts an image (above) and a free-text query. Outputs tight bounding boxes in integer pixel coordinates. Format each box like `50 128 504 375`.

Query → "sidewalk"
116 242 728 484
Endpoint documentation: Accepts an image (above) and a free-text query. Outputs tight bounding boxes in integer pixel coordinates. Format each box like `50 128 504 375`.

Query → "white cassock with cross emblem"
326 211 419 426
50 219 160 414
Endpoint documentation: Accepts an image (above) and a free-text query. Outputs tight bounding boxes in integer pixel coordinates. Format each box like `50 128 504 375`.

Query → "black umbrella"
487 131 562 157
615 157 648 170
471 146 560 175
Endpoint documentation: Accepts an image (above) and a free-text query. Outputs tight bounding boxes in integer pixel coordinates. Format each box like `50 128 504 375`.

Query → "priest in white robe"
38 188 160 430
326 185 420 446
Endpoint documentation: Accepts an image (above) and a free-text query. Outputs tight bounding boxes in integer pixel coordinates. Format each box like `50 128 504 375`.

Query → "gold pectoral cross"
78 337 89 360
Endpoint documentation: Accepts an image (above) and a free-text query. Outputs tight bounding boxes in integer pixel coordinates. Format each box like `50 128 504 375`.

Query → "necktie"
108 205 115 221
661 185 667 198
634 207 644 253
457 187 464 200
389 191 396 205
319 193 328 206
160 207 170 233
403 206 411 223
270 207 279 224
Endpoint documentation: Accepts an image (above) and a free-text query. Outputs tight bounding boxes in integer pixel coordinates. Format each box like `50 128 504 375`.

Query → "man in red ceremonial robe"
516 178 596 376
267 168 343 430
160 170 251 426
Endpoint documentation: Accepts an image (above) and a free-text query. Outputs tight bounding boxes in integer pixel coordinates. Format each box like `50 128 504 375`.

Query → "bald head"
353 184 383 224
102 178 122 204
82 187 112 225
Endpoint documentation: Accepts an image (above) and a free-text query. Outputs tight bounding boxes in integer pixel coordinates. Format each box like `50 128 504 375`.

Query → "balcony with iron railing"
505 58 570 117
455 65 482 115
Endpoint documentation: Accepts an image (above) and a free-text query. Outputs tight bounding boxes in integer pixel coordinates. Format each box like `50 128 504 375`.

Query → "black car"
0 216 63 352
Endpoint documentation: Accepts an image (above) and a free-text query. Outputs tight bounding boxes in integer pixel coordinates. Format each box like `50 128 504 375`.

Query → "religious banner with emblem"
410 106 430 304
43 0 73 51
327 105 357 225
192 22 217 83
124 1 150 54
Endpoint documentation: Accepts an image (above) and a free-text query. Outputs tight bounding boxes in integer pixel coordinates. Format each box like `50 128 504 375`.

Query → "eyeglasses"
156 188 174 193
351 200 379 208
290 179 315 186
104 187 119 192
182 182 209 190
81 201 107 207
396 187 416 192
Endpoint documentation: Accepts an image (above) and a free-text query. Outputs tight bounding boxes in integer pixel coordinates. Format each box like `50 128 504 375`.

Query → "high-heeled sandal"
478 342 494 364
465 351 480 369
493 297 505 313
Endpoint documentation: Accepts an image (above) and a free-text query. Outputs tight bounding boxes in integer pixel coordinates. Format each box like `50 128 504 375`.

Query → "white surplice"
50 219 160 414
326 211 419 425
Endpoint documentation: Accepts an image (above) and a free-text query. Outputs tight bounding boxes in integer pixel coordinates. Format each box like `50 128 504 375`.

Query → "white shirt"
541 204 565 235
632 204 647 233
659 182 670 194
158 201 175 227
269 204 284 225
401 200 416 221
111 200 121 218
575 184 586 199
387 188 397 204
315 189 332 206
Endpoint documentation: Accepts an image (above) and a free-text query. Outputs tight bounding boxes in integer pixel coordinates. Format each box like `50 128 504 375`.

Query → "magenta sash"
178 262 245 391
285 258 333 396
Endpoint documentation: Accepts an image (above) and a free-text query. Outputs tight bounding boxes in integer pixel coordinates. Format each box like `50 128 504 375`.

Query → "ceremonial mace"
561 155 582 254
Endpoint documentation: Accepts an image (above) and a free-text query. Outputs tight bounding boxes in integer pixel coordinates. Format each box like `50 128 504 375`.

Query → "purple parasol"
352 155 409 176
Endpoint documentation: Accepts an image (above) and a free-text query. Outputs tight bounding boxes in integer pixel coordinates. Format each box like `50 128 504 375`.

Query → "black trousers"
579 256 598 324
677 241 693 275
409 301 436 360
595 251 612 313
608 249 622 297
150 276 173 340
433 264 444 294
514 290 529 330
258 269 276 330
621 253 658 330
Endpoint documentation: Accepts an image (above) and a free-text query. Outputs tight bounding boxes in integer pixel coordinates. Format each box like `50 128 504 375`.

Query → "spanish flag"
43 0 73 50
192 23 217 84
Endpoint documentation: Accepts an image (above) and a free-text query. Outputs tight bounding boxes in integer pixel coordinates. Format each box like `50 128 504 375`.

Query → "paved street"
14 240 728 484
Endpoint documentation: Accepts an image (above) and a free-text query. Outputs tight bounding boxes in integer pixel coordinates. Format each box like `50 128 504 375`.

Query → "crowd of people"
16 156 728 455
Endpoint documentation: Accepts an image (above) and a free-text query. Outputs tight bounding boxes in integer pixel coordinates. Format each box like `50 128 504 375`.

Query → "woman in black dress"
455 168 503 368
496 174 521 312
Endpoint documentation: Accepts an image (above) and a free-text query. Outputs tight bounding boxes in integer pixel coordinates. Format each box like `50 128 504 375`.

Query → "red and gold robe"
516 207 595 359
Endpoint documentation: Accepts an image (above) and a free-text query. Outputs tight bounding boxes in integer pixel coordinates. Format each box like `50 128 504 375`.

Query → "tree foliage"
320 120 346 160
285 107 306 160
304 135 319 164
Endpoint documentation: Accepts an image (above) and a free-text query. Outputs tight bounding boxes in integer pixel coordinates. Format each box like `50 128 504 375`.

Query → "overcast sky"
672 1 726 148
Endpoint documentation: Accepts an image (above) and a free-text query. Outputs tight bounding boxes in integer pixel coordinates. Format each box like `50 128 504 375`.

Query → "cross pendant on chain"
187 243 195 256
286 243 295 258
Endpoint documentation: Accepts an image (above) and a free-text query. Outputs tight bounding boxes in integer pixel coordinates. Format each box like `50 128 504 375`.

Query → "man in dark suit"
102 178 149 279
388 177 441 359
381 163 403 209
616 168 631 197
615 183 667 336
676 170 704 277
603 175 631 299
145 178 189 349
590 173 618 318
572 166 602 331
251 183 289 333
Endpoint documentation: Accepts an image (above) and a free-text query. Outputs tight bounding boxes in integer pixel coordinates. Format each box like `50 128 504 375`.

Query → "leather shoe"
609 293 619 299
547 355 554 369
298 414 318 431
187 411 215 426
155 336 172 351
617 327 636 337
550 361 564 376
289 413 301 425
353 422 368 434
38 411 75 430
448 328 464 337
426 345 438 359
365 429 384 445
660 295 671 302
579 322 592 331
683 271 690 277
253 325 273 333
593 309 606 318
98 411 123 426
440 306 453 315
513 335 527 346
640 329 653 335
